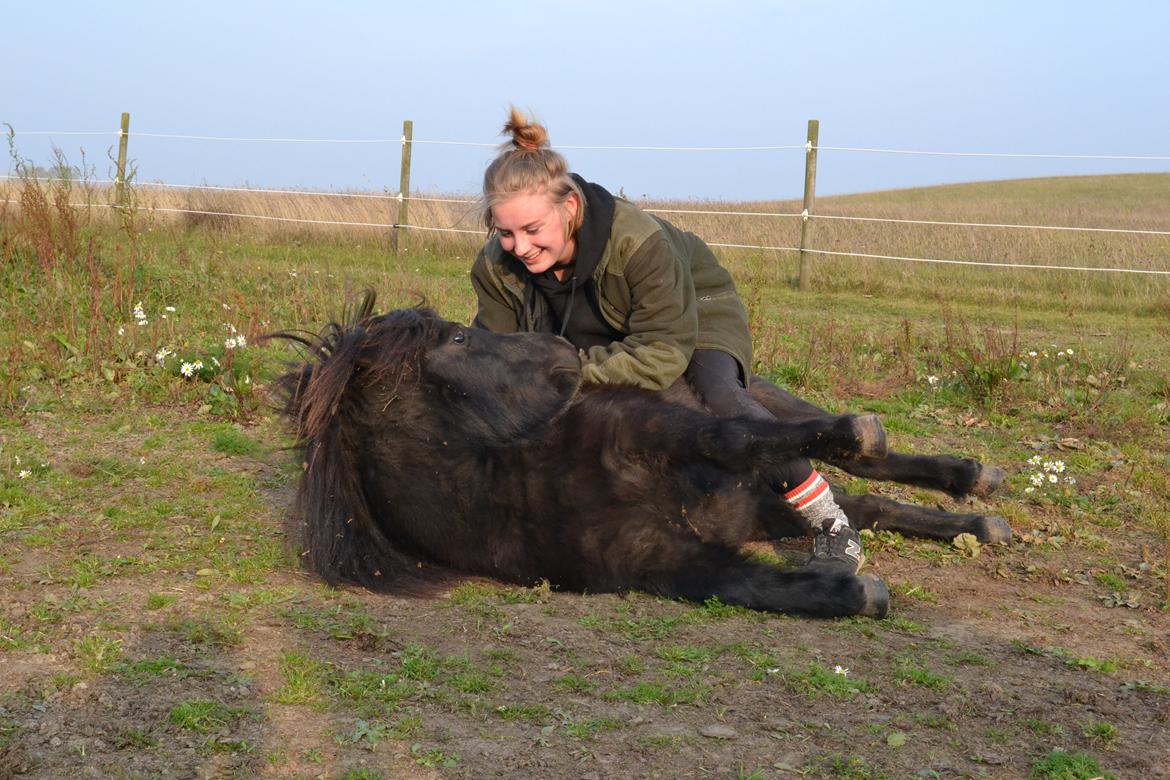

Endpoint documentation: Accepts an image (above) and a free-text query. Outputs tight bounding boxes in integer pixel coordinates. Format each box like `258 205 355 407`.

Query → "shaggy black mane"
267 292 444 443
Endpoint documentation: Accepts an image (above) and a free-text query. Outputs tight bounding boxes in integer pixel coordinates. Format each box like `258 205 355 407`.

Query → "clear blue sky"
4 0 1169 200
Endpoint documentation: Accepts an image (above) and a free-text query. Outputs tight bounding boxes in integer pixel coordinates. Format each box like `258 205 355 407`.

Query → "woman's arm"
578 233 698 390
470 247 522 332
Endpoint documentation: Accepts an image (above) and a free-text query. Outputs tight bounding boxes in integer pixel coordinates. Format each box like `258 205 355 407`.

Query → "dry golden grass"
2 172 1167 314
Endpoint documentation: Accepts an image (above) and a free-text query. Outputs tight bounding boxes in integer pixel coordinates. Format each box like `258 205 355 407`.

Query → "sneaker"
806 521 865 574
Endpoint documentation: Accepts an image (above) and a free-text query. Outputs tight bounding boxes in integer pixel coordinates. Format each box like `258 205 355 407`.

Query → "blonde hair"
481 106 585 234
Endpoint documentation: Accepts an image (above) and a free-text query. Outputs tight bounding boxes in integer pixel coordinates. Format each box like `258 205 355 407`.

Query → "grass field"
1 167 1168 779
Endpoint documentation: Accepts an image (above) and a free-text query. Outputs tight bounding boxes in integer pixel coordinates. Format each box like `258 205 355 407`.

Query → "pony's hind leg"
748 376 1004 499
835 491 1012 544
637 543 889 618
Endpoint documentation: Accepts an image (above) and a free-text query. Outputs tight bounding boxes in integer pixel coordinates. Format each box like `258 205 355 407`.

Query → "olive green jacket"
470 198 752 391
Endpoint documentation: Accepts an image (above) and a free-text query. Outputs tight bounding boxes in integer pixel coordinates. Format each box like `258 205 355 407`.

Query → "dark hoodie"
528 175 624 349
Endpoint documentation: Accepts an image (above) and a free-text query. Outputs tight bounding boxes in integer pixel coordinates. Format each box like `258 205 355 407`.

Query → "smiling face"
491 190 579 280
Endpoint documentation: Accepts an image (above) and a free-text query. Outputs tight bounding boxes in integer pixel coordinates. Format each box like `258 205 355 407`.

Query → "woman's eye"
453 331 466 344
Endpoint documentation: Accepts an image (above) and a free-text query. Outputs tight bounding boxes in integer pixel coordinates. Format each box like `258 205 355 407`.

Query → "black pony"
271 294 1009 619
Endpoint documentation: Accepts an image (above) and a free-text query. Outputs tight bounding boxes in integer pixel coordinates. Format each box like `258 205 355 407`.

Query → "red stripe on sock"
783 471 821 501
792 479 830 509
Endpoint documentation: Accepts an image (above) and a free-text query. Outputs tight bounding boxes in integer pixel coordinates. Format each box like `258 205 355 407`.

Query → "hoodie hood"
529 176 621 343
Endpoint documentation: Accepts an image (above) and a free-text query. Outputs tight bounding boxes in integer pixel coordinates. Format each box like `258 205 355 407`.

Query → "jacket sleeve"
578 233 697 390
470 248 521 332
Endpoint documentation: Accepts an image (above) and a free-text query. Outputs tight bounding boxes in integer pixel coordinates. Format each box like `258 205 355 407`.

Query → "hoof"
852 414 887 459
970 464 1006 497
973 515 1013 545
857 573 889 619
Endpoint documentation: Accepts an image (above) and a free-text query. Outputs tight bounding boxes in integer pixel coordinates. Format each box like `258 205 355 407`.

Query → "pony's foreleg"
835 491 1012 544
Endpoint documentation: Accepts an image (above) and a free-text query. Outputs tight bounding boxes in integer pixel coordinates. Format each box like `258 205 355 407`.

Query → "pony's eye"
452 330 466 344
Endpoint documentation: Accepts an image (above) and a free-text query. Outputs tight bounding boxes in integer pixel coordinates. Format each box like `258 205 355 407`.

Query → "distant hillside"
816 172 1170 226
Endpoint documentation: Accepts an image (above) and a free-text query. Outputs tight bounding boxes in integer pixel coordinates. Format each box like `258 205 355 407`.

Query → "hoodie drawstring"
558 276 577 338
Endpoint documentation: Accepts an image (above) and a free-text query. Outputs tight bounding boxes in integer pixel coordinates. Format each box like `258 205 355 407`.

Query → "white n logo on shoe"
845 539 862 560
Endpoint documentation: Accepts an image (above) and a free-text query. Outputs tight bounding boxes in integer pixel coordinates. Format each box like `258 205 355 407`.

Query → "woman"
470 108 863 574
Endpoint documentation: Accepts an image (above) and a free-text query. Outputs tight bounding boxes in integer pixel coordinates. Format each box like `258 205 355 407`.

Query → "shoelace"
825 517 849 536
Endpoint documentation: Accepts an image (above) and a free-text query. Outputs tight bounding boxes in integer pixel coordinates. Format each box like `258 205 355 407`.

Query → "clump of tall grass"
0 143 267 417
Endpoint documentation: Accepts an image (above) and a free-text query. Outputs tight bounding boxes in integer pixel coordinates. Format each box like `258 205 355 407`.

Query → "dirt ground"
1 409 1168 780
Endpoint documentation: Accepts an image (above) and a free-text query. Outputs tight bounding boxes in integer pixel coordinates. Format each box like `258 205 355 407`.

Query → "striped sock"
783 470 850 534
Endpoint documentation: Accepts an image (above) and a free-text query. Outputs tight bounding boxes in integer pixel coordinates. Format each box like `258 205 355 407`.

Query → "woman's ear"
564 192 580 223
560 192 580 240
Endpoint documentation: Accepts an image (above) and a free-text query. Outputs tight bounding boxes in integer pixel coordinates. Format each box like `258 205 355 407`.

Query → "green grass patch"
563 717 624 740
893 657 953 690
74 634 123 674
209 425 260 456
397 644 441 681
168 698 251 734
788 663 873 698
115 655 189 681
275 650 327 705
605 680 711 707
1029 750 1115 780
145 592 179 610
494 703 551 722
551 673 596 694
815 753 892 780
284 601 379 641
1080 719 1120 750
167 615 244 648
327 668 416 719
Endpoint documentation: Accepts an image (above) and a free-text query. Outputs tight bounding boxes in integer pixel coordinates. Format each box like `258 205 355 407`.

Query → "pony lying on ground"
270 294 1010 619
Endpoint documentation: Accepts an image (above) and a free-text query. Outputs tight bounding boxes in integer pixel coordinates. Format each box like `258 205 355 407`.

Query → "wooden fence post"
115 112 130 209
797 119 819 291
392 119 413 255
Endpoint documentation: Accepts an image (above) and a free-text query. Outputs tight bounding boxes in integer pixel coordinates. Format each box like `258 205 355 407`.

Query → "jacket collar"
568 174 616 288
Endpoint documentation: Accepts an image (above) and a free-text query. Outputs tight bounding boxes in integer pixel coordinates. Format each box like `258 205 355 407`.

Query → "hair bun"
503 106 549 153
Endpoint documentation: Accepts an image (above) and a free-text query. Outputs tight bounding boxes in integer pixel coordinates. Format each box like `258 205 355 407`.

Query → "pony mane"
263 291 451 591
267 291 445 443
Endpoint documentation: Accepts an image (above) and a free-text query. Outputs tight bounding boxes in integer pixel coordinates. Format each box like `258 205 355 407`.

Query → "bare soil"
1 408 1167 780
